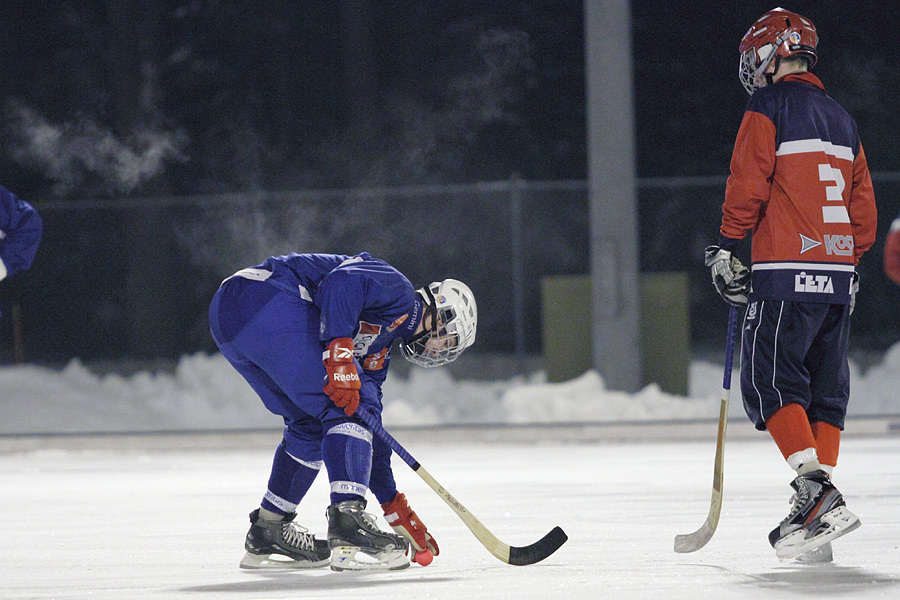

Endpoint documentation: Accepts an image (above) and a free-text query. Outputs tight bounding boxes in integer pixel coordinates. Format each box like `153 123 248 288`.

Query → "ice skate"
327 499 410 571
768 470 860 561
240 509 331 569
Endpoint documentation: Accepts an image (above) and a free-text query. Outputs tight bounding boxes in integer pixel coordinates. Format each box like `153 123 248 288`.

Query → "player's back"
741 73 861 303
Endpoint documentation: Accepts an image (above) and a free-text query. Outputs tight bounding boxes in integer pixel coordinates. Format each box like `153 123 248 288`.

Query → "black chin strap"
765 55 781 87
408 286 437 344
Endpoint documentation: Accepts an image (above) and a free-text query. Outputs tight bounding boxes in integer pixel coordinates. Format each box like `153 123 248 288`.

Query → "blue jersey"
0 185 43 277
250 252 423 385
210 253 420 508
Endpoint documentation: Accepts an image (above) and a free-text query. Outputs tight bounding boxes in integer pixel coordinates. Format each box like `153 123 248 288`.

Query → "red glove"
323 337 361 416
381 492 439 562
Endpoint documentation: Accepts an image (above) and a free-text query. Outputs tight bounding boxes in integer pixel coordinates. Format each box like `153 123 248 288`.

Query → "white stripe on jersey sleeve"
775 139 854 161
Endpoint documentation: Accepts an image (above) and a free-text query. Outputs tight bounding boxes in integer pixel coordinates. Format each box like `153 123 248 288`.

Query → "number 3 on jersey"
818 163 849 224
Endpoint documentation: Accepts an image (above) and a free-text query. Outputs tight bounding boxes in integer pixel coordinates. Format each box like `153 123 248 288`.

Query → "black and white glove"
704 246 751 306
850 270 859 315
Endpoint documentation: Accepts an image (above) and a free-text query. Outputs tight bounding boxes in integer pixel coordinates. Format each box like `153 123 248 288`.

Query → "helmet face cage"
400 279 477 368
738 8 818 95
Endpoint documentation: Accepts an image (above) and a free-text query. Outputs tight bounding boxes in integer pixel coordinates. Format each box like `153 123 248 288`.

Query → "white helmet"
400 278 477 368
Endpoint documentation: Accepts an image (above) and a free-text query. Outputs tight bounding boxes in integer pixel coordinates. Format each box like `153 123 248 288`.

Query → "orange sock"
811 421 841 469
766 403 817 460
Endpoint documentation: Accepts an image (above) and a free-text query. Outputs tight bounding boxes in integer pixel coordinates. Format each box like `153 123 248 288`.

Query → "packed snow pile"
2 342 899 435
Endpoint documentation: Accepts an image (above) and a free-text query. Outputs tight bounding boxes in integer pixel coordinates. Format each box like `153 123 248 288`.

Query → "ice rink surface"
2 430 899 600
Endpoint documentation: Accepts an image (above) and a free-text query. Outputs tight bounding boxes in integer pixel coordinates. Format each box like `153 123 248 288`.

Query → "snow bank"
2 342 899 435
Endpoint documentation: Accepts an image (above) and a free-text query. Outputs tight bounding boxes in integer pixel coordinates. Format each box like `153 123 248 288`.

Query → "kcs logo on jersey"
824 235 853 256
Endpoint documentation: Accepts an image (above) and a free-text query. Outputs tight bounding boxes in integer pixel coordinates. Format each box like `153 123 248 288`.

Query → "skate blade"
239 551 330 570
775 506 861 561
329 546 410 572
795 541 833 564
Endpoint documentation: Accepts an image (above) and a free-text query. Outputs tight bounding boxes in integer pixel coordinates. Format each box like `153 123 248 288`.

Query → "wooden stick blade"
674 517 717 553
355 410 569 566
415 464 567 565
674 421 726 553
508 526 569 565
675 478 724 553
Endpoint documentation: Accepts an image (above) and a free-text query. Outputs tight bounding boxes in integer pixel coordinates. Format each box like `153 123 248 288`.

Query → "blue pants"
209 277 349 452
209 276 388 506
740 298 851 431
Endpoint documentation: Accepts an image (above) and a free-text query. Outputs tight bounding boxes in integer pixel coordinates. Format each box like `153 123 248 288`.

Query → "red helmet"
738 7 818 95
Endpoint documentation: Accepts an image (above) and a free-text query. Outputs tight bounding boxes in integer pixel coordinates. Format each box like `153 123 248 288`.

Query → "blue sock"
322 421 372 504
260 441 321 515
369 434 398 505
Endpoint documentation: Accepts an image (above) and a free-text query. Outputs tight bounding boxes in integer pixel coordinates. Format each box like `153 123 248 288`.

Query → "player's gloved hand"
381 492 439 562
704 245 751 306
850 271 859 315
323 337 361 416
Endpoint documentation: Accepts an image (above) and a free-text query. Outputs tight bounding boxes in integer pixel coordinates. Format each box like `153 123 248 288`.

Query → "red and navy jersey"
721 72 877 304
0 184 43 277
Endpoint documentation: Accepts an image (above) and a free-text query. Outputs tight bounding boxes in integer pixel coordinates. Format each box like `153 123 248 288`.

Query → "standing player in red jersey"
704 8 877 562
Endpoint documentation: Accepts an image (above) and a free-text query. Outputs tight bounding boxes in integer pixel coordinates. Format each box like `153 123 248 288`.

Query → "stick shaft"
354 408 567 565
674 304 739 553
354 409 512 559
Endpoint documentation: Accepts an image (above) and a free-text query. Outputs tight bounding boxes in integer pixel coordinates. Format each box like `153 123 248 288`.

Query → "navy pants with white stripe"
740 298 851 431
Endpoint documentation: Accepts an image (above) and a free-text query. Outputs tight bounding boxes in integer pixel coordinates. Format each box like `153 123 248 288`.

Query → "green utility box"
541 273 690 395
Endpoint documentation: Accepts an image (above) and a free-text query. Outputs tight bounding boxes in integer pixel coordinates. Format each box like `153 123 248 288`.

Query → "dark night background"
1 1 898 370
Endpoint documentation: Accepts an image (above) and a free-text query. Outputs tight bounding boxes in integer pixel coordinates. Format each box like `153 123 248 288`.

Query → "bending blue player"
209 252 477 571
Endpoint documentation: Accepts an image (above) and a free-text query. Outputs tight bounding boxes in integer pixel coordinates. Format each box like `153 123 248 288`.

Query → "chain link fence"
2 176 899 369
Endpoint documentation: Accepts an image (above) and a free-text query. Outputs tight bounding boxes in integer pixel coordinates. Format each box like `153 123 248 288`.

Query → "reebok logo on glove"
333 346 354 360
323 337 362 416
331 371 360 383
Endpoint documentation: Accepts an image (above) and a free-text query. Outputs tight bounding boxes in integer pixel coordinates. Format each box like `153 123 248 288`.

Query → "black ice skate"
768 470 860 561
327 499 410 571
240 508 331 569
